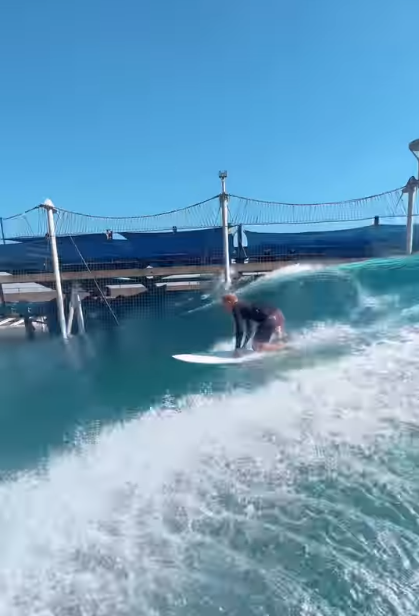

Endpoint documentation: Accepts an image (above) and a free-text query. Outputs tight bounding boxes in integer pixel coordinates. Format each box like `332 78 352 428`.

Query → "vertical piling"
42 199 68 341
403 177 418 255
67 283 85 336
0 218 6 305
219 171 231 287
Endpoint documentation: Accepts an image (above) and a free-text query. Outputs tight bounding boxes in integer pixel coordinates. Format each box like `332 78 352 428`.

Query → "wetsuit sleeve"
232 306 244 349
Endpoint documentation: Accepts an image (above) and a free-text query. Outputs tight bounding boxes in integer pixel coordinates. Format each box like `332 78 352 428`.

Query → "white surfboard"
172 350 266 365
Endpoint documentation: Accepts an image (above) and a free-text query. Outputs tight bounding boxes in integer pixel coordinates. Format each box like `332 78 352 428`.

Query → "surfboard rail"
172 350 266 365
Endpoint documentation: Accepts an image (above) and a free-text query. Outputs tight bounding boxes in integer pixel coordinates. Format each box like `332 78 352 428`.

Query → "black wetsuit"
232 301 284 349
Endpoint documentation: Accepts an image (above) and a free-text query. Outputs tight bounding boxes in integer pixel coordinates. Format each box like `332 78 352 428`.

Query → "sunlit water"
1 255 419 615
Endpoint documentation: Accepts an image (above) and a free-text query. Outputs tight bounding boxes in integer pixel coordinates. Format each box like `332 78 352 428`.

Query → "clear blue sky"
0 0 418 219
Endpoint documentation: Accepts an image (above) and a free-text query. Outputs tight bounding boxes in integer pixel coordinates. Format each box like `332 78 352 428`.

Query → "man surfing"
221 293 286 356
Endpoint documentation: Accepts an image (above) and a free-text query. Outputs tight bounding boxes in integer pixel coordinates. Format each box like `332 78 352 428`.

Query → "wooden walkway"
0 258 363 286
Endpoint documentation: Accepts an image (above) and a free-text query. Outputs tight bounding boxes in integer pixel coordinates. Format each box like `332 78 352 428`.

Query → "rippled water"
1 256 419 615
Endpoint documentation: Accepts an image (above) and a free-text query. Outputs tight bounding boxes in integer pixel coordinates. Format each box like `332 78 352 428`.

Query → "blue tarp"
9 234 113 244
0 224 414 275
121 228 232 262
0 237 138 272
243 225 416 259
0 242 51 272
8 234 134 261
0 228 232 273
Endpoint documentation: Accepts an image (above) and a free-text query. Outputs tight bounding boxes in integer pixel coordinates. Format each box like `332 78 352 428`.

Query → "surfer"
221 293 286 356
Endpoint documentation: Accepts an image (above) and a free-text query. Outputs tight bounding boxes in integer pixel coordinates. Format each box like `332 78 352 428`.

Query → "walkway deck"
0 257 364 286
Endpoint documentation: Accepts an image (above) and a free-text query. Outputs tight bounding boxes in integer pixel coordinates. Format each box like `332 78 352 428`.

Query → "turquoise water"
1 256 419 615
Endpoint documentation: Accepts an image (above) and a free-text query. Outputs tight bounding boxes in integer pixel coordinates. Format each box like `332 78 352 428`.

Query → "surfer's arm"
232 308 244 349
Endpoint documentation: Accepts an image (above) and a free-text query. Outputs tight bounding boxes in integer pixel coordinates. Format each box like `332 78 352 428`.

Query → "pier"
0 258 365 287
0 169 417 340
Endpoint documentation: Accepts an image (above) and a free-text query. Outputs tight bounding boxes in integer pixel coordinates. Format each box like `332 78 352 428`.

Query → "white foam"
1 329 419 614
244 262 324 289
210 337 235 352
211 321 357 355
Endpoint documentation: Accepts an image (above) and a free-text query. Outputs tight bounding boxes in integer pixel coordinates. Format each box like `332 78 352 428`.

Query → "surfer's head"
222 293 238 311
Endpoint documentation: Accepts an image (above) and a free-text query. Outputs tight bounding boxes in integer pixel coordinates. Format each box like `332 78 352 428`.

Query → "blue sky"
0 0 418 221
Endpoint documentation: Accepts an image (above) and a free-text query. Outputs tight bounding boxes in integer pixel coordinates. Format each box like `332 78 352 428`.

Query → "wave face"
1 255 419 615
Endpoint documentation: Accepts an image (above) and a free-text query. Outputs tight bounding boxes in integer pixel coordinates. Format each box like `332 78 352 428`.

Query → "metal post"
42 199 68 341
0 218 5 244
407 140 419 255
67 284 85 336
219 171 231 287
406 187 414 255
403 177 418 255
0 220 5 305
0 219 6 305
67 286 75 337
74 284 85 334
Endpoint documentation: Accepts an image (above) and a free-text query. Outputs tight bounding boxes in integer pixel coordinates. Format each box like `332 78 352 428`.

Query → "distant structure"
0 152 417 341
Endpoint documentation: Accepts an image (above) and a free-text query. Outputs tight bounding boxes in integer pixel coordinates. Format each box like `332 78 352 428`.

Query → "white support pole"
67 286 75 337
0 219 6 306
67 284 85 336
42 199 68 341
219 171 231 288
403 177 418 255
407 140 419 255
406 188 414 255
74 285 85 335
